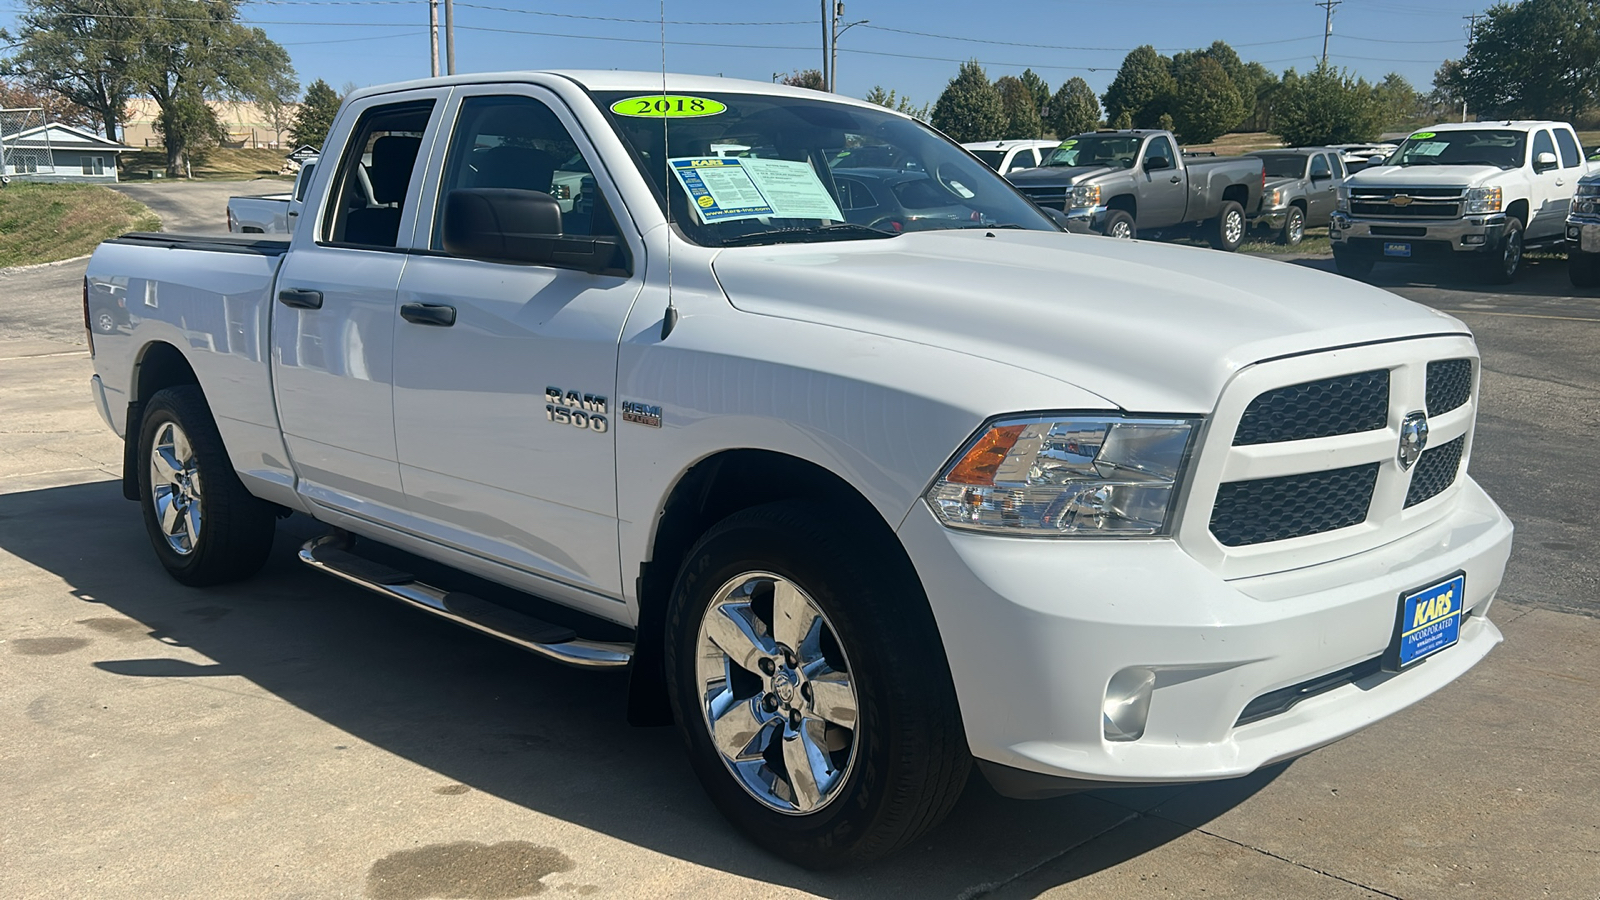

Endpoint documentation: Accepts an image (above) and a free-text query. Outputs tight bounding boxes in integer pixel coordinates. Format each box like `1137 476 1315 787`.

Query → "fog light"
1103 667 1156 742
1462 234 1486 245
1572 227 1583 240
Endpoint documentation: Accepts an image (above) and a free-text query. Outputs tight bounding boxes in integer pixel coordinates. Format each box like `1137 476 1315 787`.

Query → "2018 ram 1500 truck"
1330 120 1595 284
1006 129 1265 250
85 72 1513 869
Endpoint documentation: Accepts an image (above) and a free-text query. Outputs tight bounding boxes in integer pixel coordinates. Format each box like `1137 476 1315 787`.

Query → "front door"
1527 128 1567 240
1306 153 1338 221
272 94 444 519
391 88 645 600
1135 136 1186 229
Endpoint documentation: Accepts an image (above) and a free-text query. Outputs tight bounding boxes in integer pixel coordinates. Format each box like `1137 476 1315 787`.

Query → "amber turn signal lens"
945 424 1025 485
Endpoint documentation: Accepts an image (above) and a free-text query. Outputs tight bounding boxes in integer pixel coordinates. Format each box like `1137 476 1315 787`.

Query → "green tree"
865 85 931 121
1018 68 1051 119
1441 0 1599 120
0 77 99 131
1272 63 1386 146
1046 77 1100 138
1375 73 1422 129
0 0 140 139
1102 45 1176 128
1112 109 1134 129
289 79 341 149
781 69 826 91
930 60 1007 142
995 75 1043 138
1157 112 1175 132
1171 56 1246 143
1238 63 1281 132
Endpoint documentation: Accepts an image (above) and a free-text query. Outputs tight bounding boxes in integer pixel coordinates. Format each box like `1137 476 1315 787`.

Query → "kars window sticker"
1410 141 1449 157
610 95 727 118
669 157 845 224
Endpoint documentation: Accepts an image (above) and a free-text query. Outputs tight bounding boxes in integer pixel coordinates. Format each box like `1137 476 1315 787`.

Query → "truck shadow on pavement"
1 479 1285 898
1288 254 1600 305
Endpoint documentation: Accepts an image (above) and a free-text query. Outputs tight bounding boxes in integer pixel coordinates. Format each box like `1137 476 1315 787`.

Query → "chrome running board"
298 534 633 669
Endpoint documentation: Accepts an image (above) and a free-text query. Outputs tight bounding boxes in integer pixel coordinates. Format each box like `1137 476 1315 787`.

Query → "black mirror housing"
1144 156 1172 172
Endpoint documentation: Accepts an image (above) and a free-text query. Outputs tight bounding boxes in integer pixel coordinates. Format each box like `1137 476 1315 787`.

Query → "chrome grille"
1426 359 1472 415
1349 187 1463 219
1233 370 1389 445
1018 187 1067 209
1209 464 1379 547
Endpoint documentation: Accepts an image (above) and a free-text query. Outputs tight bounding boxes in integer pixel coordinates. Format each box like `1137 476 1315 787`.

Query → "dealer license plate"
1581 224 1600 253
1387 573 1465 670
1383 241 1413 257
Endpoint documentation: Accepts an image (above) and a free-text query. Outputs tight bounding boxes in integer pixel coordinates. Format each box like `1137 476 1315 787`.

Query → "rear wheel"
138 386 277 586
1479 216 1524 284
1333 247 1375 280
1280 206 1306 246
664 501 970 869
1208 200 1246 251
1569 250 1600 288
1102 209 1136 240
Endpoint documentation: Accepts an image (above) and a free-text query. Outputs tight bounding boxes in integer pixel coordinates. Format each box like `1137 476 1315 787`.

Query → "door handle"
400 302 457 327
277 288 323 309
1169 175 1181 183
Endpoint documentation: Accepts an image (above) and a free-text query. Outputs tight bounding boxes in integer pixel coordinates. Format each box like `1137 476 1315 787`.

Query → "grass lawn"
119 147 293 181
1181 132 1286 154
0 182 161 268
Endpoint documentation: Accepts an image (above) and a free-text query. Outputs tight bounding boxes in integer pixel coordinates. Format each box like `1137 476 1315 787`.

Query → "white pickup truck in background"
84 71 1513 868
226 157 317 234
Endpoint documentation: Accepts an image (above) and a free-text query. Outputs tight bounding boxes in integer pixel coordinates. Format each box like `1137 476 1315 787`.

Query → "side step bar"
298 534 632 669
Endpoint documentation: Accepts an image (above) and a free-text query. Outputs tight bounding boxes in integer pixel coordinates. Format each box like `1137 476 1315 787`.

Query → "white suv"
1331 121 1594 283
963 139 1061 174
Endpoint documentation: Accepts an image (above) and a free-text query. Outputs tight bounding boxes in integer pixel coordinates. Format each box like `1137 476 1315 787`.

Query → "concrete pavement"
2 203 1598 897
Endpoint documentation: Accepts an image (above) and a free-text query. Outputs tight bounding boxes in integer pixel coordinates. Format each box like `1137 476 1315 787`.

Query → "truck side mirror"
1535 151 1559 171
1144 156 1172 172
441 188 630 276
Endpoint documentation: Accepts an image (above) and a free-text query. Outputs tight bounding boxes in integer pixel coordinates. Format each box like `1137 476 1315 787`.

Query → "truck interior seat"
472 146 556 194
344 135 422 246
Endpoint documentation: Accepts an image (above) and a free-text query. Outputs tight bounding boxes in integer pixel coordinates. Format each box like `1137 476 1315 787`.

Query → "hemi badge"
621 401 662 428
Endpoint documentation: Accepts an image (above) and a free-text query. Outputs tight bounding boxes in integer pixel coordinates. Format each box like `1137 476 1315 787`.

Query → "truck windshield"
1256 155 1309 179
1043 136 1141 169
594 91 1055 247
1389 130 1526 169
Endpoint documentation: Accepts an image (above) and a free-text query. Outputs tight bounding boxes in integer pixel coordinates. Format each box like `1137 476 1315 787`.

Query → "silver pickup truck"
1006 129 1265 251
226 159 317 234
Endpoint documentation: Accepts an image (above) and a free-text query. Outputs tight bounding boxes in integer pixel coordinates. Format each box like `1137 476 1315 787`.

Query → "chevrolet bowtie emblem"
1389 195 1414 207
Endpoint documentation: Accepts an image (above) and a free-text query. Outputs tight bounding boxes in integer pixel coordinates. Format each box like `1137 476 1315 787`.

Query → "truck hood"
1006 165 1114 188
1346 164 1507 188
710 230 1466 413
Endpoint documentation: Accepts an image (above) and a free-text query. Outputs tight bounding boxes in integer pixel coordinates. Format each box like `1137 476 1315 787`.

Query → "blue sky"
2 0 1485 107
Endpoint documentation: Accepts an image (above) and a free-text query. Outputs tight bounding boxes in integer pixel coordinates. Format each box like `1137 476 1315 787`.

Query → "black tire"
1479 216 1524 285
1208 200 1246 251
137 386 276 586
1280 205 1306 246
1569 250 1600 289
663 501 970 869
1333 247 1375 280
1101 208 1136 240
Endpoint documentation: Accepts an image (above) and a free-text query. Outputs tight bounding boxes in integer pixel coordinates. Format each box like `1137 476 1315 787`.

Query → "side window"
1309 154 1331 179
433 94 619 250
322 100 434 248
1531 129 1556 170
294 162 316 202
1143 138 1175 170
1006 149 1037 172
1554 128 1582 168
1330 155 1346 179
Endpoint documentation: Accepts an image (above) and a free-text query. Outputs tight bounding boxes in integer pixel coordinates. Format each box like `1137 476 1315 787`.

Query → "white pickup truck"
1330 120 1594 283
226 158 317 234
84 71 1513 868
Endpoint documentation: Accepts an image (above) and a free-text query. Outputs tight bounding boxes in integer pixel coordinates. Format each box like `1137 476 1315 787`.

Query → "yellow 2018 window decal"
1410 132 1436 140
610 95 727 118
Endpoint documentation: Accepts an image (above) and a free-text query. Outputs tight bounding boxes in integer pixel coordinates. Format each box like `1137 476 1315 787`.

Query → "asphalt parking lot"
2 190 1596 899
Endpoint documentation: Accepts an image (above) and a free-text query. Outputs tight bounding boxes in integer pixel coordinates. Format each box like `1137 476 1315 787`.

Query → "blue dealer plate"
1396 574 1465 667
1383 241 1413 257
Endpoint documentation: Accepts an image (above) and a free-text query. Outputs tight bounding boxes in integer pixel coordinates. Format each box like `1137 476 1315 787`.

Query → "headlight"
926 415 1198 537
1576 182 1600 198
1336 186 1350 211
1575 182 1600 217
1069 184 1102 209
1465 186 1502 214
1269 188 1284 207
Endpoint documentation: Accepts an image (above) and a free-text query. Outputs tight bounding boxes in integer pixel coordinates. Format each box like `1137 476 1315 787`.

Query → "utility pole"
444 0 456 76
820 0 831 93
1317 0 1341 67
429 0 440 77
1460 14 1479 122
830 3 868 93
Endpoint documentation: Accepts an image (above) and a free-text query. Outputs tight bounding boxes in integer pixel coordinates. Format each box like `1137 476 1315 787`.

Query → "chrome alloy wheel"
1108 219 1134 239
149 421 203 555
695 572 859 815
1224 209 1245 246
1501 227 1523 277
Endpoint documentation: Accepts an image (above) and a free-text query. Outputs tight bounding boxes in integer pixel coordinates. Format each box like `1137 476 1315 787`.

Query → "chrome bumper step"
298 534 632 668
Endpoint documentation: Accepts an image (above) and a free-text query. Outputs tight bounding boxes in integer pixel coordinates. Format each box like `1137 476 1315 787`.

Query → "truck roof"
1411 120 1573 133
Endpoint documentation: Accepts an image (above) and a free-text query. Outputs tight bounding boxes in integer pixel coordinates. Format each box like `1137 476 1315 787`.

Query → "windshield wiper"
717 223 896 247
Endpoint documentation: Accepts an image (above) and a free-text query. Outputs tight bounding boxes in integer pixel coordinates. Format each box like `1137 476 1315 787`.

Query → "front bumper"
1250 205 1290 229
1062 205 1106 235
897 477 1513 791
1568 218 1600 253
1330 212 1506 259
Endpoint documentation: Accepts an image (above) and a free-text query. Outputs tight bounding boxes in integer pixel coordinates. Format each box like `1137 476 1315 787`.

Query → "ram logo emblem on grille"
1398 411 1429 470
1389 195 1414 207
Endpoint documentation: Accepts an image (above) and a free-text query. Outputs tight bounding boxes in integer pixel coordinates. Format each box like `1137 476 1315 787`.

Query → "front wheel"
664 502 970 869
1479 217 1524 284
1569 250 1600 288
1208 200 1246 251
1280 206 1306 246
138 386 277 586
1102 209 1136 240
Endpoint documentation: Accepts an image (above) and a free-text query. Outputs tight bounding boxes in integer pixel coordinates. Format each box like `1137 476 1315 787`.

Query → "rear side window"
294 162 316 202
322 100 435 248
1330 155 1346 178
1310 154 1331 179
1006 149 1037 172
1531 129 1556 169
1554 128 1582 168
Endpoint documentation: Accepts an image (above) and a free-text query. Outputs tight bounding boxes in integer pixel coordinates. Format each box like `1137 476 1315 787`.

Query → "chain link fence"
0 108 55 181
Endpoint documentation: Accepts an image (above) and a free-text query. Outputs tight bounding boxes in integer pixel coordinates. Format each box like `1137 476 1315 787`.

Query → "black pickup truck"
1007 129 1265 251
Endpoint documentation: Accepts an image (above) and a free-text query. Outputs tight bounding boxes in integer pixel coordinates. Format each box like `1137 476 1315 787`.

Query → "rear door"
1136 136 1185 228
271 92 446 520
1528 128 1566 239
389 86 645 603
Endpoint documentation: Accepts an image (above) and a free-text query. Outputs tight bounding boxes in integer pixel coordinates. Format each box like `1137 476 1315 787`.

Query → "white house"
1 123 135 183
